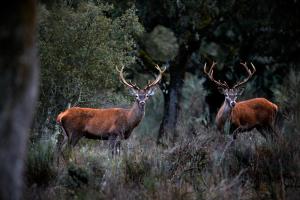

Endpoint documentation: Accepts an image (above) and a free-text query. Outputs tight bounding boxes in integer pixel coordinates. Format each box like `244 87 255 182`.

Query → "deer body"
216 98 278 137
57 101 144 143
56 64 165 155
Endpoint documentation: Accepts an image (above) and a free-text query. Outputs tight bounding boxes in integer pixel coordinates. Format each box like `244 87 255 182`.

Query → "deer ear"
129 88 138 96
147 87 157 96
238 87 245 95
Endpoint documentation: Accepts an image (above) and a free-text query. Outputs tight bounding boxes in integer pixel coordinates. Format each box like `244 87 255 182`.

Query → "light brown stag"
56 64 165 154
204 62 279 139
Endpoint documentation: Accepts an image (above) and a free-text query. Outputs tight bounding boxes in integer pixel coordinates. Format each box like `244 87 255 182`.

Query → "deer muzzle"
230 101 236 107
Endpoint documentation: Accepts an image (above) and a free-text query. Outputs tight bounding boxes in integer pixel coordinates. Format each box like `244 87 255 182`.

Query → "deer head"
204 62 256 108
117 64 166 107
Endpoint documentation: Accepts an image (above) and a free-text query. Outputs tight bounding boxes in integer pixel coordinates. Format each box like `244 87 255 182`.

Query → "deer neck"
127 100 145 128
222 100 232 119
217 100 233 127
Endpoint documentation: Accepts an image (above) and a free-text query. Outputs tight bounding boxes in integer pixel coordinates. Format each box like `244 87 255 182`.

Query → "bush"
64 163 90 188
26 137 57 186
35 2 144 133
123 154 151 184
178 74 209 135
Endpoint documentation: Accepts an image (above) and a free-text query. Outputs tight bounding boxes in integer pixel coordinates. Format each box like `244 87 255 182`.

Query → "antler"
203 61 229 88
232 62 256 88
144 64 166 90
116 65 140 90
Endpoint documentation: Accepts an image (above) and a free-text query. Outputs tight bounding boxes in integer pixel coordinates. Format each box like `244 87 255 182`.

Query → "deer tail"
56 112 65 124
274 106 288 133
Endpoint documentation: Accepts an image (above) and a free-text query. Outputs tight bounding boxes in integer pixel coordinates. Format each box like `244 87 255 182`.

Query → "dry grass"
24 121 300 200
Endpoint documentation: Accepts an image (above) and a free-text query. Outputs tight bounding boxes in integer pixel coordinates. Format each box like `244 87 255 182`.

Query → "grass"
24 121 300 200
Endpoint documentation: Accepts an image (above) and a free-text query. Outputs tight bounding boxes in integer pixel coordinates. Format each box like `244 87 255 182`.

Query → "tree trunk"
157 42 197 144
0 1 38 200
157 60 185 144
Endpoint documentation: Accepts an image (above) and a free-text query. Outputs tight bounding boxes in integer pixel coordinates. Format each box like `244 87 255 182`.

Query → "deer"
56 64 165 155
204 62 279 140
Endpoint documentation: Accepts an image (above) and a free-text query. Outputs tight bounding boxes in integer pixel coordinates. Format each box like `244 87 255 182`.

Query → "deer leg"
109 135 117 156
116 140 121 156
256 126 268 139
257 125 278 141
59 132 68 153
60 133 68 162
229 124 238 136
70 132 82 147
64 132 82 162
56 127 68 165
267 124 280 141
232 127 242 140
116 133 124 156
56 127 68 152
270 125 279 138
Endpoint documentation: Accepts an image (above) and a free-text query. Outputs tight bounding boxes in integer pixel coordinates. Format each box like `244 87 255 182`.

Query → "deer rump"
57 107 137 141
229 98 278 133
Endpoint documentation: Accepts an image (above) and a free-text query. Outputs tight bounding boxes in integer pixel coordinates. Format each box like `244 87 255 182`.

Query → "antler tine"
144 64 166 90
129 80 140 89
116 65 140 90
232 62 256 88
203 62 229 88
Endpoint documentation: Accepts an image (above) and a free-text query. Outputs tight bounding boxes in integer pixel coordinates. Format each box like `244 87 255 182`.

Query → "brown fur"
57 101 144 148
216 98 278 138
231 98 278 128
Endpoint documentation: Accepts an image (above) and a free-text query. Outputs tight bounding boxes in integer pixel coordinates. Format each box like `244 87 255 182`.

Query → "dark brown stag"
204 62 279 139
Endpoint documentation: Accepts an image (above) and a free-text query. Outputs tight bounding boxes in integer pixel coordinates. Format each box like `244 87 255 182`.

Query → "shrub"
179 74 209 135
35 2 144 133
64 163 90 188
123 153 151 184
25 137 57 186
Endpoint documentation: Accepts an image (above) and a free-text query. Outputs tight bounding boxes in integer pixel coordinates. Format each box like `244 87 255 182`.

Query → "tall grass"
25 134 58 187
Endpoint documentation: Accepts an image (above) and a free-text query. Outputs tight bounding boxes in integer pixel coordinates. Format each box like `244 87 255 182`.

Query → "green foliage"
179 74 209 131
37 2 144 131
273 69 300 131
123 154 151 184
26 137 57 186
64 163 90 188
145 25 179 62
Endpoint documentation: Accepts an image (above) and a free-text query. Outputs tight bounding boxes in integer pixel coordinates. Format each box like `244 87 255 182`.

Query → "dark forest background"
2 0 299 199
36 0 299 142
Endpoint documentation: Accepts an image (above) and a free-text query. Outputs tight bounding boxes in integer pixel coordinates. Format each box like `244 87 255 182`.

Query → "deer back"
231 98 278 128
58 107 130 137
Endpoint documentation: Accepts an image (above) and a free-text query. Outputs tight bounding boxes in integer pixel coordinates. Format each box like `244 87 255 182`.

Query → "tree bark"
157 42 197 144
157 59 185 144
0 1 38 200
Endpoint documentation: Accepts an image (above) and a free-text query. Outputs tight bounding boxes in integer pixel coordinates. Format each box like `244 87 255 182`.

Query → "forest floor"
24 125 300 200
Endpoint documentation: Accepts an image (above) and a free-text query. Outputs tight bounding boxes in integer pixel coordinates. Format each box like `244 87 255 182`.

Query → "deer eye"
135 94 138 98
146 94 149 97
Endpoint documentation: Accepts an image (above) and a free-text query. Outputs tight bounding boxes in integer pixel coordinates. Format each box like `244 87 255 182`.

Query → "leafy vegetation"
35 2 144 134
